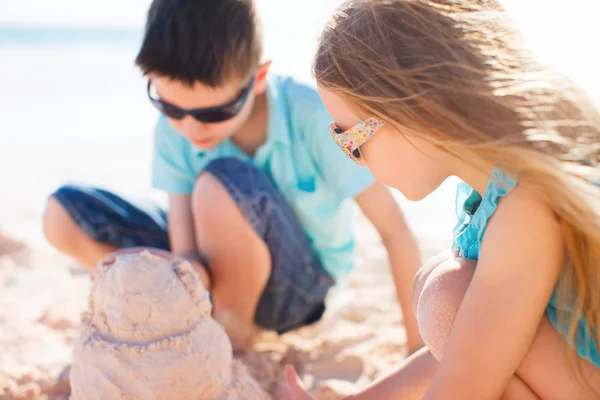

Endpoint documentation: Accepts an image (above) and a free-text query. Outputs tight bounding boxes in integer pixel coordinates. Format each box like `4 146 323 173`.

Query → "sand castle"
69 250 269 400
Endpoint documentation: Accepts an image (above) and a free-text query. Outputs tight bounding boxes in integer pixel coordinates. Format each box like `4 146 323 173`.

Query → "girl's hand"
283 365 315 400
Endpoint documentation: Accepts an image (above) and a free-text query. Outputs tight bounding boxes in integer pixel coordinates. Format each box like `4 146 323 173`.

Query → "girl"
286 0 600 399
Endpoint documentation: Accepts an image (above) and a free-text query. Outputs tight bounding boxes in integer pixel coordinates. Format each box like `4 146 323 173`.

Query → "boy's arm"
168 193 212 290
294 89 423 349
149 117 210 287
355 182 424 352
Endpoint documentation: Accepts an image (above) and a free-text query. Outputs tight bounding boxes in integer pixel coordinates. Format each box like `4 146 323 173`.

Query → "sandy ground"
0 33 459 398
0 174 457 399
2 1 599 397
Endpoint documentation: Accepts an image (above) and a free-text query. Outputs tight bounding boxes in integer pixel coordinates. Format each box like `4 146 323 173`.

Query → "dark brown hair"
136 0 262 87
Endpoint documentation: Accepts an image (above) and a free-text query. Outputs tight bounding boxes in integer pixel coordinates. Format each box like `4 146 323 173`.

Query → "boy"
42 0 423 351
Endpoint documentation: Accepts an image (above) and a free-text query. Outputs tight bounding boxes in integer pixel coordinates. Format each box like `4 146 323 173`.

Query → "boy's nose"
181 116 205 136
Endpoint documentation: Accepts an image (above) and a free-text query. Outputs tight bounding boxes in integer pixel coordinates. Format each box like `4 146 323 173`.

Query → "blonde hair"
315 0 600 390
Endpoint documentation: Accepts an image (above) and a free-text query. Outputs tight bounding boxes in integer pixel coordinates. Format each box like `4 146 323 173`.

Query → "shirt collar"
195 75 290 158
264 75 291 147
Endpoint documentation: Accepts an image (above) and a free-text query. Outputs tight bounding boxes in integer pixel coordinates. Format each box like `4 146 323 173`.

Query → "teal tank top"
453 169 599 367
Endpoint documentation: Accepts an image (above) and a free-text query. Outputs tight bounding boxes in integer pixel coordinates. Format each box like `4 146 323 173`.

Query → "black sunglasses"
147 76 256 123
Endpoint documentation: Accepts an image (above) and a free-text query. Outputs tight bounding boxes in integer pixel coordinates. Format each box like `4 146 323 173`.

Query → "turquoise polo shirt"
151 75 376 280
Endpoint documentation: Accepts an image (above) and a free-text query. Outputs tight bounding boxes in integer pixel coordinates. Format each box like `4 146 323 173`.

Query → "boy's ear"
253 61 272 94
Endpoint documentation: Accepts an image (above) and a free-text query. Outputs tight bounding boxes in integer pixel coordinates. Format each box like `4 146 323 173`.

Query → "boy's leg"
43 184 170 268
44 197 117 267
0 230 26 256
192 158 334 349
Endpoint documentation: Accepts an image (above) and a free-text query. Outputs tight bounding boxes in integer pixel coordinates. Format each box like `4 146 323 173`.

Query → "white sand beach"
1 0 598 398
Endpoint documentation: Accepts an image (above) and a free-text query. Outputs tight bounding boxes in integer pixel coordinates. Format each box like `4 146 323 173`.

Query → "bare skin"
284 86 600 399
43 179 423 352
355 182 423 353
189 171 271 349
43 197 119 267
286 253 600 400
42 177 266 349
285 186 600 400
42 69 424 353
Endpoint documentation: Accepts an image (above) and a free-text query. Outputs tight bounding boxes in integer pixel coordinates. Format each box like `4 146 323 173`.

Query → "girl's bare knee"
416 258 476 360
412 250 458 316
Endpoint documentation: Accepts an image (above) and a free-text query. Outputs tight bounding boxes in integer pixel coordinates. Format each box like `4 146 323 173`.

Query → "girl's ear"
253 61 273 94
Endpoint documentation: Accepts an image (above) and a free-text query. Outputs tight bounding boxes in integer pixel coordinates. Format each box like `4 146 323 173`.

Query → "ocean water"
0 0 598 241
1 0 598 146
1 0 598 145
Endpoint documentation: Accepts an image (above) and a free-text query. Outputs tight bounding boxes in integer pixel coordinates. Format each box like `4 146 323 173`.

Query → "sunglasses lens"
191 78 252 123
148 75 252 123
192 107 237 123
352 148 361 160
152 100 185 120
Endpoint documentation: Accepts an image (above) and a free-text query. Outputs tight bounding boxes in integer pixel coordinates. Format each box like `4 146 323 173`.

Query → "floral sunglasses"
329 118 386 162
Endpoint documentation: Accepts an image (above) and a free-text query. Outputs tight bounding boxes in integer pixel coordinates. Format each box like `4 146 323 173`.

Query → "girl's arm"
284 187 564 400
285 348 436 400
354 181 424 352
424 187 565 399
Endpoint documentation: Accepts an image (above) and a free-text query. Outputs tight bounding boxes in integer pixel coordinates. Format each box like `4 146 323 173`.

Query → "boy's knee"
416 258 475 360
191 172 232 220
43 196 75 250
192 158 266 226
191 171 256 241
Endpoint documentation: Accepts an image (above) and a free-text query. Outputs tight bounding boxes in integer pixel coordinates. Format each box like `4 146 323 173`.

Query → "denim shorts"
52 158 334 334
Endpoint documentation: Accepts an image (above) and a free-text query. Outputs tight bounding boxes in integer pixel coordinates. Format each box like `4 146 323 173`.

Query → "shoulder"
483 186 564 262
493 186 558 228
